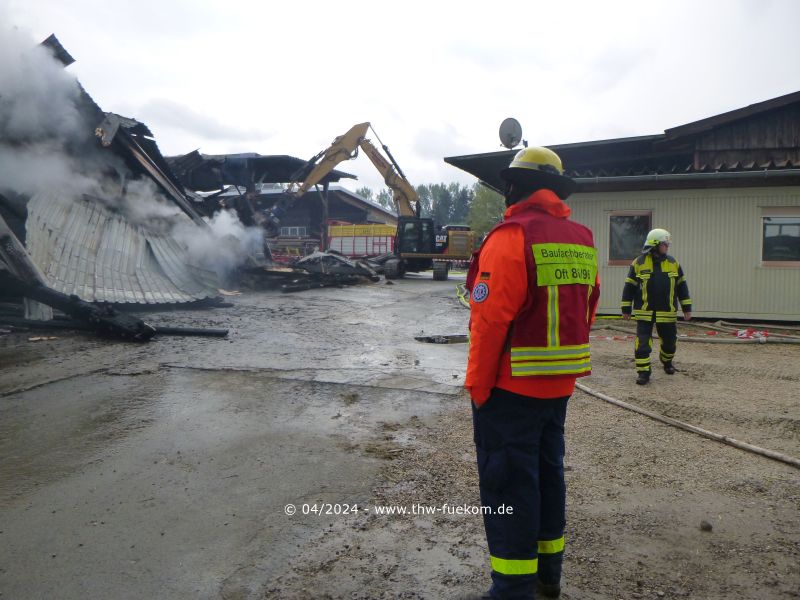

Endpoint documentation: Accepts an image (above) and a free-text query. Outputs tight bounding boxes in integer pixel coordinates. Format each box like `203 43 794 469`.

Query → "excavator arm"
357 138 419 218
262 123 372 234
269 122 420 229
289 122 371 197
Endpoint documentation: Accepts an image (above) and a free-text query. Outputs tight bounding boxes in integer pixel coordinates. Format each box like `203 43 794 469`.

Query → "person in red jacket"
464 146 599 600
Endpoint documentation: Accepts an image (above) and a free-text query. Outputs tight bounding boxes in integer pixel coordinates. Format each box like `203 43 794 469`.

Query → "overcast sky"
4 0 799 192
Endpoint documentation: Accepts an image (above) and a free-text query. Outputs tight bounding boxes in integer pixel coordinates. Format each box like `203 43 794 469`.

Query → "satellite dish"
499 118 523 149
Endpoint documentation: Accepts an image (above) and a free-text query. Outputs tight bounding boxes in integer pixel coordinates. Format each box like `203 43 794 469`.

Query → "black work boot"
663 362 676 375
636 371 650 385
537 581 562 598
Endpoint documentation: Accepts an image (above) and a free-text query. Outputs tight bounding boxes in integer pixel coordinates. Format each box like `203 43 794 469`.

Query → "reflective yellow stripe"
511 345 590 361
491 555 538 575
538 536 565 554
634 254 653 310
625 277 637 285
511 359 591 376
547 286 559 347
620 301 632 307
680 299 692 306
669 275 676 311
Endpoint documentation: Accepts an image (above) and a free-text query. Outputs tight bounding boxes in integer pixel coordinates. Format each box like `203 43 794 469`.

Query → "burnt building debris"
280 251 383 292
0 32 230 340
168 152 397 259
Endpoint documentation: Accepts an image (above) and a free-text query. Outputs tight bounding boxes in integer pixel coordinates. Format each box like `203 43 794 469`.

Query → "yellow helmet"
643 228 671 251
500 146 576 199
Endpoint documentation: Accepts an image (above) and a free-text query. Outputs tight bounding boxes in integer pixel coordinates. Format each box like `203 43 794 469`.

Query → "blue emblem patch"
472 282 489 303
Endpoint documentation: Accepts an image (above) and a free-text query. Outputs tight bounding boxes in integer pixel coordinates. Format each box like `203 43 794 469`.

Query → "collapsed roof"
167 151 356 192
0 33 221 307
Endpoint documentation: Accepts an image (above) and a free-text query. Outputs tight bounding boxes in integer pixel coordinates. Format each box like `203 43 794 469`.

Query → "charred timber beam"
0 317 228 338
1 219 156 341
0 273 156 342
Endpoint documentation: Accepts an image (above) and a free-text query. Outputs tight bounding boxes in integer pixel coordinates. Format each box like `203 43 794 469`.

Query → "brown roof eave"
664 90 800 141
574 169 800 194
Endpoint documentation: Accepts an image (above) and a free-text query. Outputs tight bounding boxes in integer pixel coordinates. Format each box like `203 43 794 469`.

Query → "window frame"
607 210 652 266
761 207 800 268
279 226 308 237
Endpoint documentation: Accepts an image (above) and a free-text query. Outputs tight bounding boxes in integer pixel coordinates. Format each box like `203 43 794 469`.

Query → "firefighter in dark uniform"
620 228 692 385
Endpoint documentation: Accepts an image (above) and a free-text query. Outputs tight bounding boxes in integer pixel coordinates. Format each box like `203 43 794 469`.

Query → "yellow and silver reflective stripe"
669 276 676 311
510 344 591 376
677 275 686 284
655 310 677 323
511 344 590 361
538 536 565 555
680 299 692 306
547 285 559 347
620 301 632 308
511 359 591 376
625 277 637 285
491 555 538 575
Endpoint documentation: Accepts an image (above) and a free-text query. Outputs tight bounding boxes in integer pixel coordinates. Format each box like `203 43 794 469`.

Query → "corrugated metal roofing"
25 193 219 305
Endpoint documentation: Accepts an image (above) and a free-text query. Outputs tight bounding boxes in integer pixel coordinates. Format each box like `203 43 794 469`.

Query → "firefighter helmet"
500 146 576 200
643 228 671 251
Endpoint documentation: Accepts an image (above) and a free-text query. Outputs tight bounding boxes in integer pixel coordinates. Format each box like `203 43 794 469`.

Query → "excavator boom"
357 140 419 218
287 122 420 218
290 122 370 197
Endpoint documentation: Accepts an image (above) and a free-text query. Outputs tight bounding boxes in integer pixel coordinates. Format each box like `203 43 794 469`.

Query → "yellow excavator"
271 122 476 280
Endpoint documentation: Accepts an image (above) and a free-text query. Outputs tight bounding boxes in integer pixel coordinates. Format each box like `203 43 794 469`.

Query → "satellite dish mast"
499 117 523 149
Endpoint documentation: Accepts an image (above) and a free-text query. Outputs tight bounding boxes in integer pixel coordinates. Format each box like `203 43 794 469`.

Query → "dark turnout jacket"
620 252 691 322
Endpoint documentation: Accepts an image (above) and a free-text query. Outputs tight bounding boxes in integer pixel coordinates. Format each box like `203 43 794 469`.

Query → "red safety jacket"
465 190 600 406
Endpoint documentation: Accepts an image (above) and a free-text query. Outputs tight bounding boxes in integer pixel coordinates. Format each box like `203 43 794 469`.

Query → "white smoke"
0 28 92 198
0 27 262 284
120 178 182 223
0 143 103 198
172 209 264 282
0 28 84 142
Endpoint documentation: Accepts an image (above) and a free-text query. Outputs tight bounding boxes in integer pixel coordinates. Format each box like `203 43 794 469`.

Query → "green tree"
416 182 474 226
355 186 373 200
449 182 473 225
375 189 393 211
468 183 505 238
414 185 433 218
429 183 453 227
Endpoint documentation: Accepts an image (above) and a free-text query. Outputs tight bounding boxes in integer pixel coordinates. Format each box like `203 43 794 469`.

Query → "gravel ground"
268 321 800 600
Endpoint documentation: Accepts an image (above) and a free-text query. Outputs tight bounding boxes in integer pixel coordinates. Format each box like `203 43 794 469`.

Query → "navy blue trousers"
472 388 569 600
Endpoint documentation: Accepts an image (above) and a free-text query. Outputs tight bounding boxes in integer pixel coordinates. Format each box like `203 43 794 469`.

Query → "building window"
762 210 800 266
608 211 651 265
280 226 307 237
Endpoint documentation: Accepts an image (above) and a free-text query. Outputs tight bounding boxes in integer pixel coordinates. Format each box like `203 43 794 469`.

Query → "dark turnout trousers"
472 388 568 599
634 318 677 373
